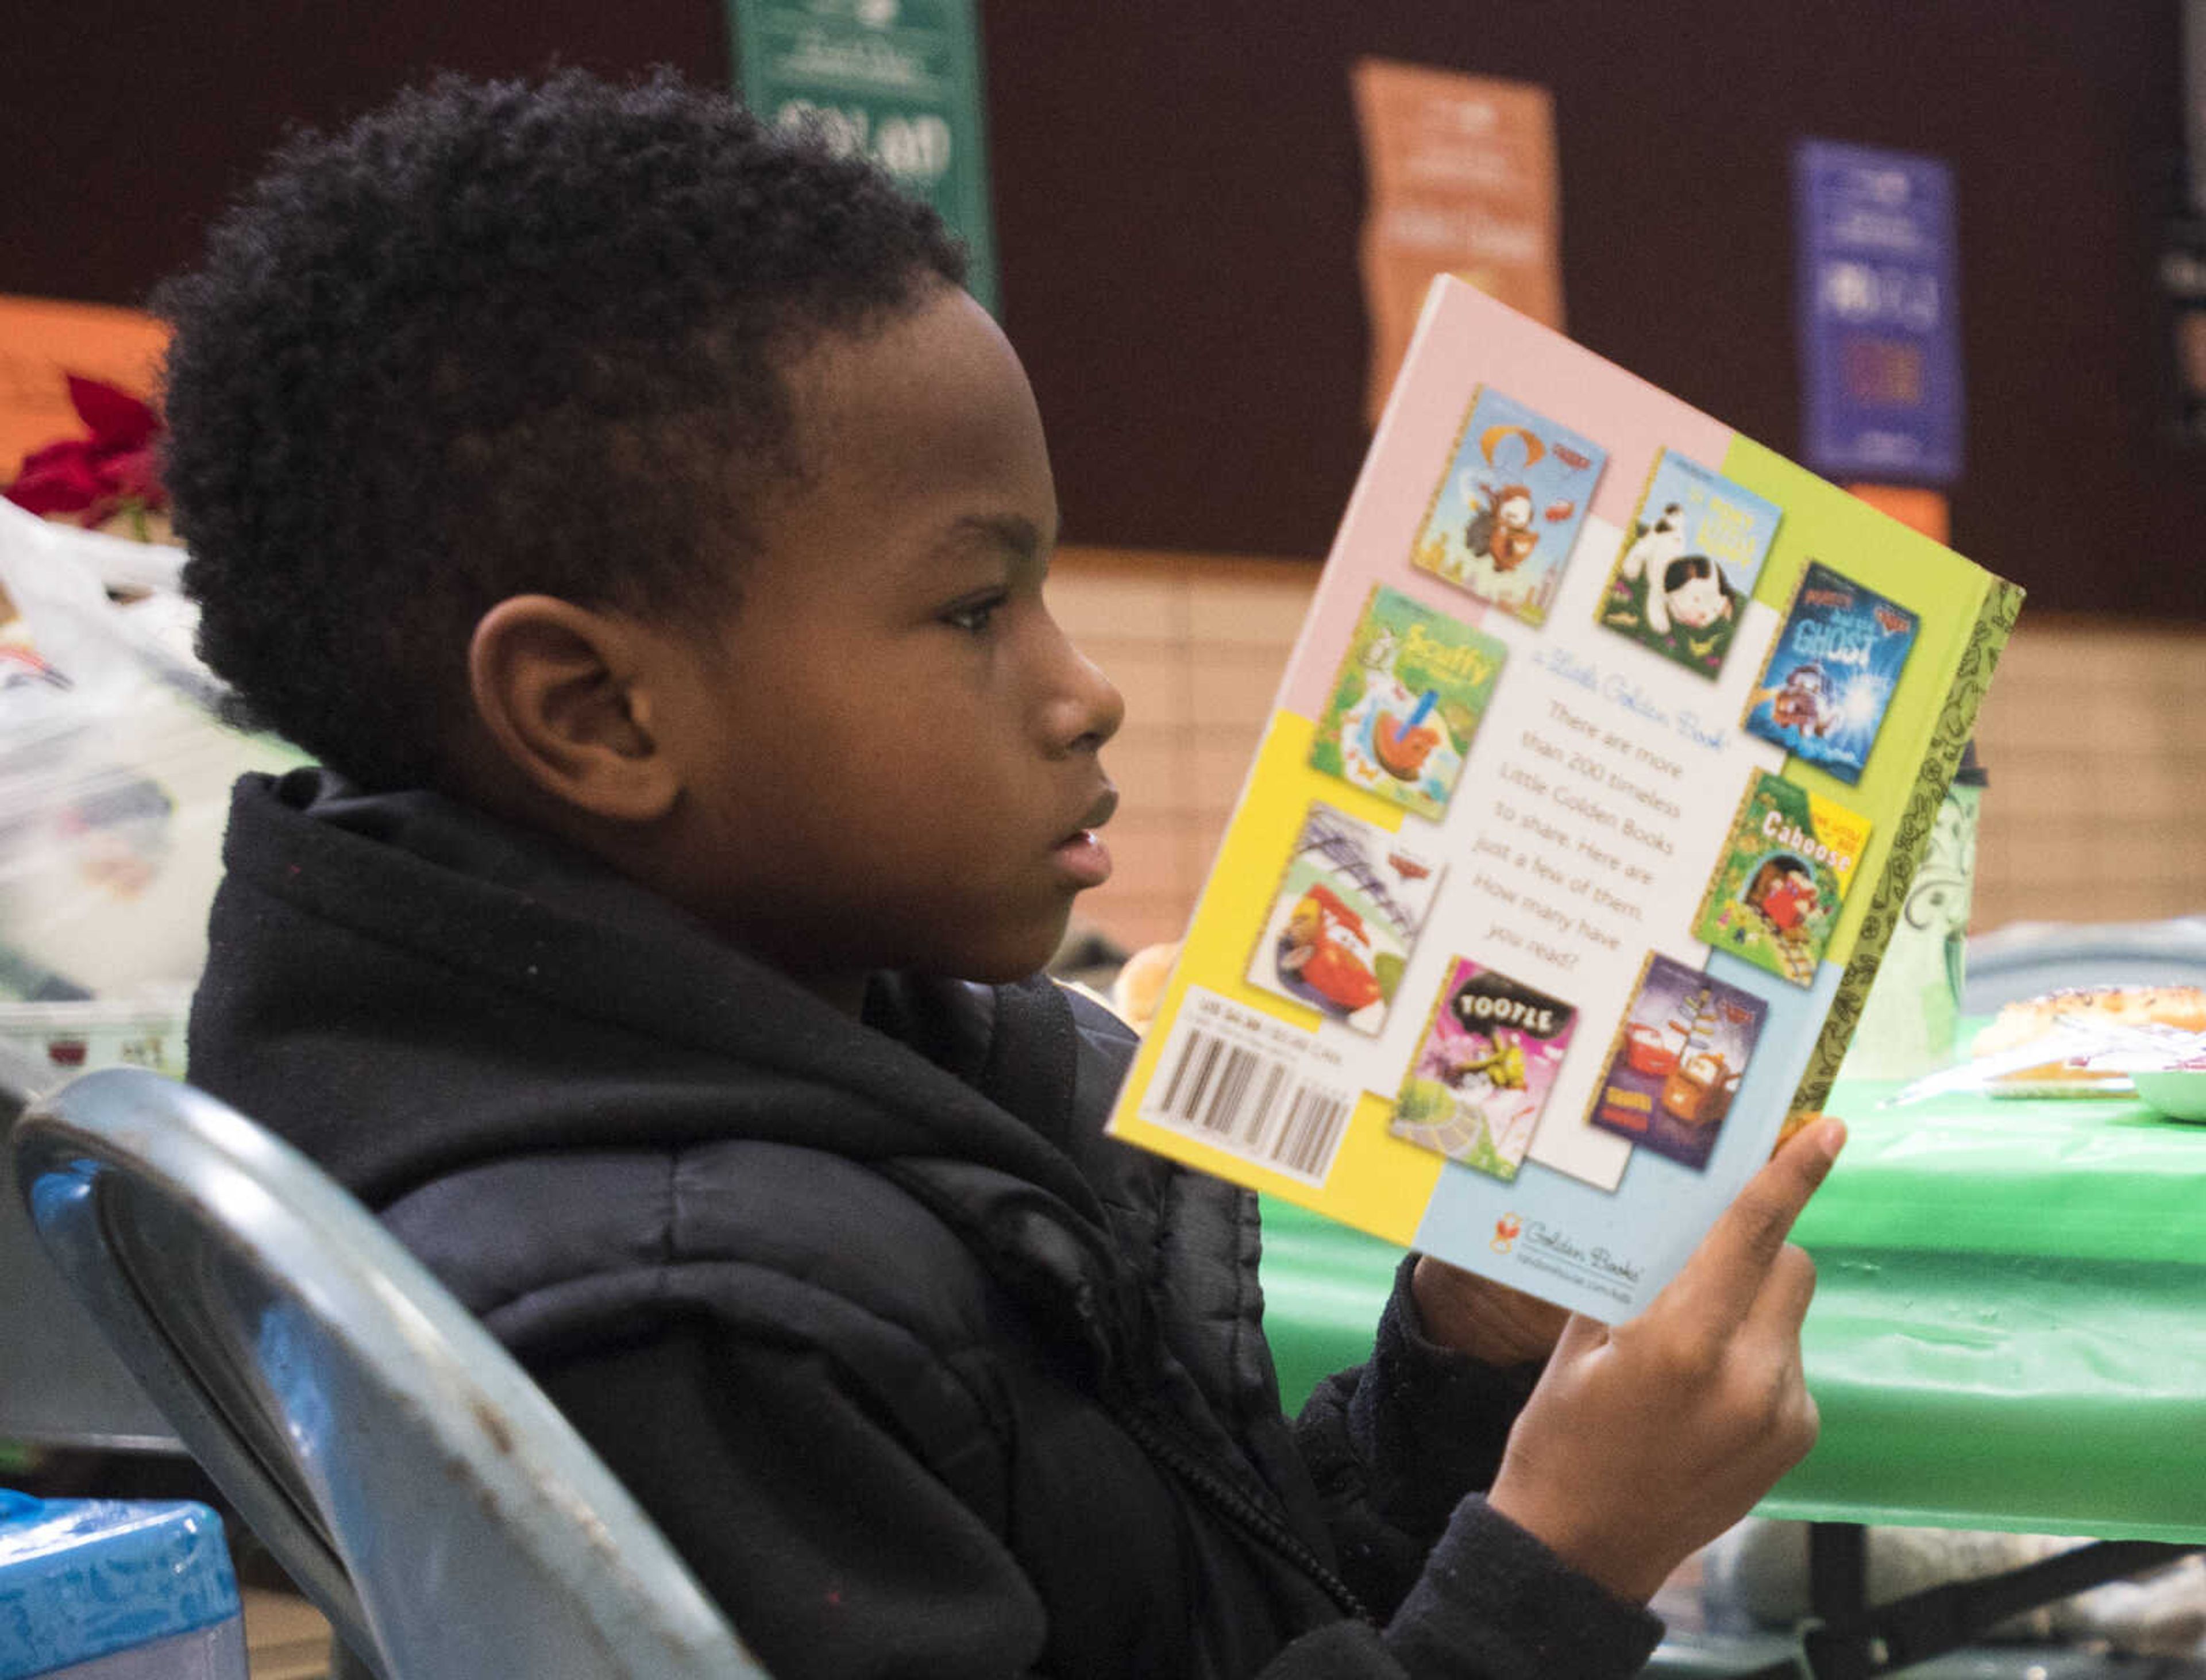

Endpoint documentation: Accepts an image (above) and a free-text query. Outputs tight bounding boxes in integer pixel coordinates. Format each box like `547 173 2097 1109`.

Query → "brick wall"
1048 549 1312 953
1966 616 2206 930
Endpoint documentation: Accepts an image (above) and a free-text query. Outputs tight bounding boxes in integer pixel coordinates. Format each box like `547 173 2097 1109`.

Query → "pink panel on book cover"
1281 287 1734 726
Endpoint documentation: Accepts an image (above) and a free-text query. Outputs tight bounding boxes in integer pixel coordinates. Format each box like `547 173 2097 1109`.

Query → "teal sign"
728 0 998 313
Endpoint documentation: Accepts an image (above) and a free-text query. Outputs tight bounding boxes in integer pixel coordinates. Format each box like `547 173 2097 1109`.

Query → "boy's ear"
466 595 681 824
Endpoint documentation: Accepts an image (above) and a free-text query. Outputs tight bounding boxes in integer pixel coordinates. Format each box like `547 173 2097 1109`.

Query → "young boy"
164 71 1842 1679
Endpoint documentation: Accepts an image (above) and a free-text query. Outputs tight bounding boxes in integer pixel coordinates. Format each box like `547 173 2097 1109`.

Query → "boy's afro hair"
159 69 966 789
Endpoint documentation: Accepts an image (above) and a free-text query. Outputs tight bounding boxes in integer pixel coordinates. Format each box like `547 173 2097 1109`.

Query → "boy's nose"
1044 634 1125 755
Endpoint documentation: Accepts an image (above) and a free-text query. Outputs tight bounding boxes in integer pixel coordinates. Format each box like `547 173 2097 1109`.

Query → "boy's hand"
1411 1258 1570 1367
1484 1116 1846 1605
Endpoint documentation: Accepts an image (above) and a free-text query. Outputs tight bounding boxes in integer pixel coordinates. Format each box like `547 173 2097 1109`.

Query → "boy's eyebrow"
941 511 1051 561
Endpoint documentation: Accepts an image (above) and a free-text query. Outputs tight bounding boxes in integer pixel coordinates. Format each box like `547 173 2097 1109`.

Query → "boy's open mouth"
1052 788 1119 888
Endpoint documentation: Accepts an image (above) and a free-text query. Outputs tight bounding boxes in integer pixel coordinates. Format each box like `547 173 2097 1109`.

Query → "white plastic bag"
0 500 300 1017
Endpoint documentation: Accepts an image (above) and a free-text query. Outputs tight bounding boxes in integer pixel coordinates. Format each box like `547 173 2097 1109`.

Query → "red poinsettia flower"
3 374 168 531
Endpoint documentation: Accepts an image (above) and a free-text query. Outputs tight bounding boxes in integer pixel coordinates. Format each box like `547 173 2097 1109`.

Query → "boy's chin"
928 919 1075 988
942 948 1062 988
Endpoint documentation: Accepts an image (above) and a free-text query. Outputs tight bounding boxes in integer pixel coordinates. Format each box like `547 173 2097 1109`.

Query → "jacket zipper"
871 1161 1371 1622
1107 1396 1369 1623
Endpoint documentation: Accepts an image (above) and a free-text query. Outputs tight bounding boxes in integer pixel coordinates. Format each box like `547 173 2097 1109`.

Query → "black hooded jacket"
187 769 1662 1679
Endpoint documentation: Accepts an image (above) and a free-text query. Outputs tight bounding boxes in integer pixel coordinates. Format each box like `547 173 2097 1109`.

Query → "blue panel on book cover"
1793 139 1962 485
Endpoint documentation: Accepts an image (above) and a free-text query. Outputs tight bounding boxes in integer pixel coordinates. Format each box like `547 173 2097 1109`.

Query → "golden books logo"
1491 1212 1522 1253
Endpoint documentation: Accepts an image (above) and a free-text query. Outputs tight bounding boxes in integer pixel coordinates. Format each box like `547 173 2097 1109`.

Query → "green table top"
1259 1074 2206 1542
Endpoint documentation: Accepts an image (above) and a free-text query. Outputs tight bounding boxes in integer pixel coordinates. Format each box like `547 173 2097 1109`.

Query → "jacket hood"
188 770 1120 1235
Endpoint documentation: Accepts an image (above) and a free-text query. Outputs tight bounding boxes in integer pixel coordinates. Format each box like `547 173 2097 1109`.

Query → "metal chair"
0 1037 180 1454
11 1065 769 1680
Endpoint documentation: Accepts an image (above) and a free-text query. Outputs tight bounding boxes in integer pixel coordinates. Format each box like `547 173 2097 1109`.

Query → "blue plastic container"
0 1489 245 1679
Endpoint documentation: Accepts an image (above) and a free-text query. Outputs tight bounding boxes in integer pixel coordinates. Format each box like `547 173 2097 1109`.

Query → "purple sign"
1794 140 1962 484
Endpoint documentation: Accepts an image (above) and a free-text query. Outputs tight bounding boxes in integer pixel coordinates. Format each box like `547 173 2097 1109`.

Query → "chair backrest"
11 1066 769 1680
0 1039 181 1453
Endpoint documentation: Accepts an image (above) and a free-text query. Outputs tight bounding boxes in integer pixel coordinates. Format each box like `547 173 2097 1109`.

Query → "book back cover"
1106 278 2021 1319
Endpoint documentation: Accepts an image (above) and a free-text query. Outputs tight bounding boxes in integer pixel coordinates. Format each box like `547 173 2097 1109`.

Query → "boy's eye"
941 591 1008 634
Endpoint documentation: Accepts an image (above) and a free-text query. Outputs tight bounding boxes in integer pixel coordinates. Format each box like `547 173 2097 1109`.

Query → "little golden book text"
1106 277 2020 1319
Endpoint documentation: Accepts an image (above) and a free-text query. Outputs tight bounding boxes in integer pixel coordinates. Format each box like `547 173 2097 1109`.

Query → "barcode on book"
1143 996 1353 1185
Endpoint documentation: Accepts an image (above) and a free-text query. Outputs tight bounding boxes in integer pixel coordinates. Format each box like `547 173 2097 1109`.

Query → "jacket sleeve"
1269 1503 1667 1679
1291 1255 1664 1674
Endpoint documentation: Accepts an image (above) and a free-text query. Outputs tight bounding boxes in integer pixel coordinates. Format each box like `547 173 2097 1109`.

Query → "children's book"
1409 388 1607 627
1691 771 1871 988
1586 954 1767 1173
1742 562 1920 783
1105 276 2023 1320
1596 450 1784 680
1391 957 1578 1181
1308 583 1507 819
1245 802 1444 1036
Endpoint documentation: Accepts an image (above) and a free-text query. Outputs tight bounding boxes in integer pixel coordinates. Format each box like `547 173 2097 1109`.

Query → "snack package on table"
1881 983 2206 1108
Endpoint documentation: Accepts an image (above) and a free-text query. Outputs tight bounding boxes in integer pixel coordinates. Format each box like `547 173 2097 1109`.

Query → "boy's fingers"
1741 1240 1819 1348
1672 1118 1845 1327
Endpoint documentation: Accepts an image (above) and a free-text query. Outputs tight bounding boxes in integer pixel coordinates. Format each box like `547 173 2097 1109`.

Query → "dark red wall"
6 2 2196 615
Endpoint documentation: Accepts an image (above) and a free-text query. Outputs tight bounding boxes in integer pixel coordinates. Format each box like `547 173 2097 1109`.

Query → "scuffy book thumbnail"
1308 583 1508 820
1106 276 2023 1320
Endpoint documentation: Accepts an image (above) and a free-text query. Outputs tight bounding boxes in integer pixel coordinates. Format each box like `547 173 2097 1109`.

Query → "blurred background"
4 0 2201 953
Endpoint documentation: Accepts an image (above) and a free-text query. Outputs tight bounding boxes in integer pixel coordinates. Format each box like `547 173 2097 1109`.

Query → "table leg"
1770 1524 2200 1677
1802 1521 1873 1679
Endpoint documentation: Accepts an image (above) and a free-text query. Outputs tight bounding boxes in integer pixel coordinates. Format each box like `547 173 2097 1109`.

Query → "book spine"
1788 575 2028 1114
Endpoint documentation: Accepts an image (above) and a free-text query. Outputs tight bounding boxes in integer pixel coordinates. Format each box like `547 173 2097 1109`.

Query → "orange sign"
0 295 169 476
1352 60 1563 425
1846 483 1950 544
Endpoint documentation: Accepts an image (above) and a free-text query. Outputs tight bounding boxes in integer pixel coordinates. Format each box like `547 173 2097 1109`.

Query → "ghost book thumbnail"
1743 561 1919 784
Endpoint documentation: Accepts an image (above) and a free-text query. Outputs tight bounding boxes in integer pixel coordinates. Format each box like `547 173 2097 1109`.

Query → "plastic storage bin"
0 1490 245 1679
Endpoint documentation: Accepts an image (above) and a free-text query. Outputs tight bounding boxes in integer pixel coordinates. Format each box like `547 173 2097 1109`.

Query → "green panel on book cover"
728 0 998 313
